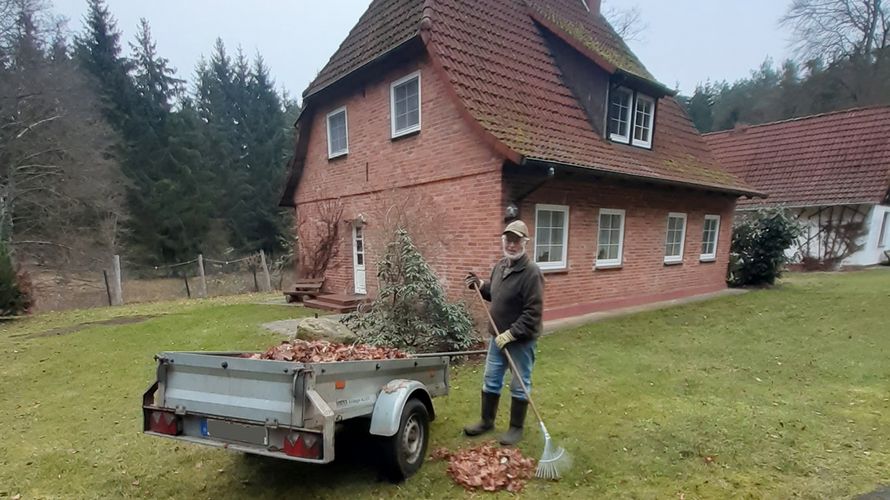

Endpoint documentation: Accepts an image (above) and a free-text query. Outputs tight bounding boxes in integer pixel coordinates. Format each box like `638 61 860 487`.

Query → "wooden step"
315 294 366 306
302 298 357 314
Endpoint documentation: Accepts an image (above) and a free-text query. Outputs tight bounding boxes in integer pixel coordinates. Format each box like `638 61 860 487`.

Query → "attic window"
391 71 421 138
326 107 348 159
632 94 654 148
608 87 632 142
608 86 656 149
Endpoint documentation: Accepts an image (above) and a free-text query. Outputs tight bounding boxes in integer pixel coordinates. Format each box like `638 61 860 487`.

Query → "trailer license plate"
201 418 267 445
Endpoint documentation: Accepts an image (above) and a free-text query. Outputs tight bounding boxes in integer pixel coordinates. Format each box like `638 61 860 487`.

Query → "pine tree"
193 40 291 255
74 0 134 133
125 20 211 263
237 54 290 253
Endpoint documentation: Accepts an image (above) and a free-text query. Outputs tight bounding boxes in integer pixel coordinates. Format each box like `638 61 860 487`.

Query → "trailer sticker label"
335 395 374 409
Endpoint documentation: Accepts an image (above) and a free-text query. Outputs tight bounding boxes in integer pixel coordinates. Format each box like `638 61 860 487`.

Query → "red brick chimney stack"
588 0 601 14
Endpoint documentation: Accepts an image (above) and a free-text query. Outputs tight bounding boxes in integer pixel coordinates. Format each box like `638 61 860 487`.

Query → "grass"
1 271 889 498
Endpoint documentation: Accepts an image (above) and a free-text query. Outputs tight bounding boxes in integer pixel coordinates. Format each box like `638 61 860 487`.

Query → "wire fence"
29 251 294 312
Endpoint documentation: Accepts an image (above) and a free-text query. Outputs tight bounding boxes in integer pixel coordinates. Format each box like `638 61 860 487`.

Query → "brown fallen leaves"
431 442 536 493
241 340 408 363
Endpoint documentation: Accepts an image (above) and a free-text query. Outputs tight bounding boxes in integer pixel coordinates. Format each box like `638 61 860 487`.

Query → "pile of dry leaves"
431 443 536 493
241 340 408 363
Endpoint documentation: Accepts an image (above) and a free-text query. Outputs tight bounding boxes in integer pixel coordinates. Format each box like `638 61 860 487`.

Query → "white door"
352 225 366 294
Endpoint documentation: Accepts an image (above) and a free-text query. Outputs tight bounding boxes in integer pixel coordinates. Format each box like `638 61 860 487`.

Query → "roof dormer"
607 85 655 149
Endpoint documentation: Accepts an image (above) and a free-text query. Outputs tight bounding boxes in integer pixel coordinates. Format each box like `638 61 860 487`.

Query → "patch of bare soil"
14 314 157 339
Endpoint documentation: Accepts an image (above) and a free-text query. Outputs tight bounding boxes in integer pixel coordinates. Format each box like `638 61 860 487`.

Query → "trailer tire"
380 398 429 482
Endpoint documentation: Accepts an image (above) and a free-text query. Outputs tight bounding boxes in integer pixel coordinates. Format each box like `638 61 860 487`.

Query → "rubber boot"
499 397 528 446
463 391 499 436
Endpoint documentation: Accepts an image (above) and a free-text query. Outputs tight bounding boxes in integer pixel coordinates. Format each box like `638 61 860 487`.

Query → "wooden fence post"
198 254 208 298
102 270 112 306
111 255 123 306
260 250 272 292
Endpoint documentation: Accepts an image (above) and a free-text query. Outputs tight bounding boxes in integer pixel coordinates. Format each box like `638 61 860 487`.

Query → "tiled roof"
424 0 754 194
704 107 890 207
523 0 656 83
292 0 758 199
303 0 424 98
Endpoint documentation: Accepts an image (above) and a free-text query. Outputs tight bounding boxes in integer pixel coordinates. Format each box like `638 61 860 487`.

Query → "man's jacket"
480 253 544 341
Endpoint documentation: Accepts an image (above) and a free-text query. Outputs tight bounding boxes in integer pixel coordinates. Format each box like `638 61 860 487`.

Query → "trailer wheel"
380 398 429 482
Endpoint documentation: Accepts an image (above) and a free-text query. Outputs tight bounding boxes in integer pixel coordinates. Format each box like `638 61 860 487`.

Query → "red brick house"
705 106 890 268
279 0 761 320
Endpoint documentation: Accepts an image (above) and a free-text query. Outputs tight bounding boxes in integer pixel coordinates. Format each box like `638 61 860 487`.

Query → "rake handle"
473 283 547 426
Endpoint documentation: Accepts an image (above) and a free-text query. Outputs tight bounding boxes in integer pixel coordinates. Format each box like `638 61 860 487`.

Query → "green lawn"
1 271 889 499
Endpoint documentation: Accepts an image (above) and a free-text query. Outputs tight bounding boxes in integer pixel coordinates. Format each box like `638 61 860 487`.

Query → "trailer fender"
369 379 435 437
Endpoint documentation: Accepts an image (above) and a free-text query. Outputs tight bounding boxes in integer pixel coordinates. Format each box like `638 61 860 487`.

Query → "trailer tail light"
283 432 322 460
148 410 181 436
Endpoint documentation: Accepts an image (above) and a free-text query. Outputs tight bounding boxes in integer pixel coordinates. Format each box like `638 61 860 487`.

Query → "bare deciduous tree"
0 0 126 265
603 3 647 43
781 0 890 62
295 199 343 279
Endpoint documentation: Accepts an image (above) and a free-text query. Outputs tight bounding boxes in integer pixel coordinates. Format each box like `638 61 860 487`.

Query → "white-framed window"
608 87 656 149
608 87 632 143
326 107 348 158
632 94 655 148
534 204 569 270
879 211 889 248
664 212 687 264
596 208 626 268
390 71 421 138
700 215 720 261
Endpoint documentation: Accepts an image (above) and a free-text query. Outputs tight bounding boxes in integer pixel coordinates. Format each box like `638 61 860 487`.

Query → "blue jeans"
482 338 536 401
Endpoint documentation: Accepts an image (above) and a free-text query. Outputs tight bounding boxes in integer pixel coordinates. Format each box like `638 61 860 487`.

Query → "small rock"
293 317 357 344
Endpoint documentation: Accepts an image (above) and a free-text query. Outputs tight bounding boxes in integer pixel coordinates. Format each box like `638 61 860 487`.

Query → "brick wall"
510 174 737 318
291 52 739 319
293 54 506 298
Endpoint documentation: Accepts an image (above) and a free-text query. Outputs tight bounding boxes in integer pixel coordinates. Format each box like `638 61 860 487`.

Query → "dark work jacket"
480 253 544 340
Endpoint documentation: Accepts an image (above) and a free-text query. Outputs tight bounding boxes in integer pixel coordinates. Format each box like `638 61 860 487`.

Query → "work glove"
464 272 482 290
495 330 516 349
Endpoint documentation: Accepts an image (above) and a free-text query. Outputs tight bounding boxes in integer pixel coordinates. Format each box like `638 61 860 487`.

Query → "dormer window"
608 87 632 142
608 86 656 149
632 94 654 148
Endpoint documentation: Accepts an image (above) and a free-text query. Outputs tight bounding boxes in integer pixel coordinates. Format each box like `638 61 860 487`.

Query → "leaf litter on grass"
431 442 536 493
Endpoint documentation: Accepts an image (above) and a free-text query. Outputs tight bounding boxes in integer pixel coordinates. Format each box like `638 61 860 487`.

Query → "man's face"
504 233 523 253
502 232 527 260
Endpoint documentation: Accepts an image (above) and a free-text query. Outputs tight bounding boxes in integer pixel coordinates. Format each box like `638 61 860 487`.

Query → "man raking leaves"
464 220 569 479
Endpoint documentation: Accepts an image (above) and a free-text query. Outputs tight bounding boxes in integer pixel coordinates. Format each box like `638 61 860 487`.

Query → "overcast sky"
52 0 793 100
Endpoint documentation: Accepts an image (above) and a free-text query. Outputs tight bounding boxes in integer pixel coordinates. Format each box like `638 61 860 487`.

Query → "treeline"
681 52 890 133
681 0 889 132
0 0 298 269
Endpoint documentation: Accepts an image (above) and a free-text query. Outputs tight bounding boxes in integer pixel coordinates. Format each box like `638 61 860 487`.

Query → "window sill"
391 128 421 141
594 263 623 270
663 260 683 266
609 139 653 151
328 151 348 161
699 257 717 263
539 266 568 275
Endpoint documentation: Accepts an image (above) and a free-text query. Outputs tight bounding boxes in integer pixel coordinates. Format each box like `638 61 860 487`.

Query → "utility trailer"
142 351 451 481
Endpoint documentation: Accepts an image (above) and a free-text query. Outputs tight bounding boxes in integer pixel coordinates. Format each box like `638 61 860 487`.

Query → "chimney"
585 0 602 14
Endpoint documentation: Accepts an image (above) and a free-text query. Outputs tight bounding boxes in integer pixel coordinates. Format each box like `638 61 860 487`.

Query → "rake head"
535 423 571 480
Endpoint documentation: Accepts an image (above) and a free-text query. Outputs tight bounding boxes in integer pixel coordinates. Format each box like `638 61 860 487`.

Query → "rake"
473 284 570 480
